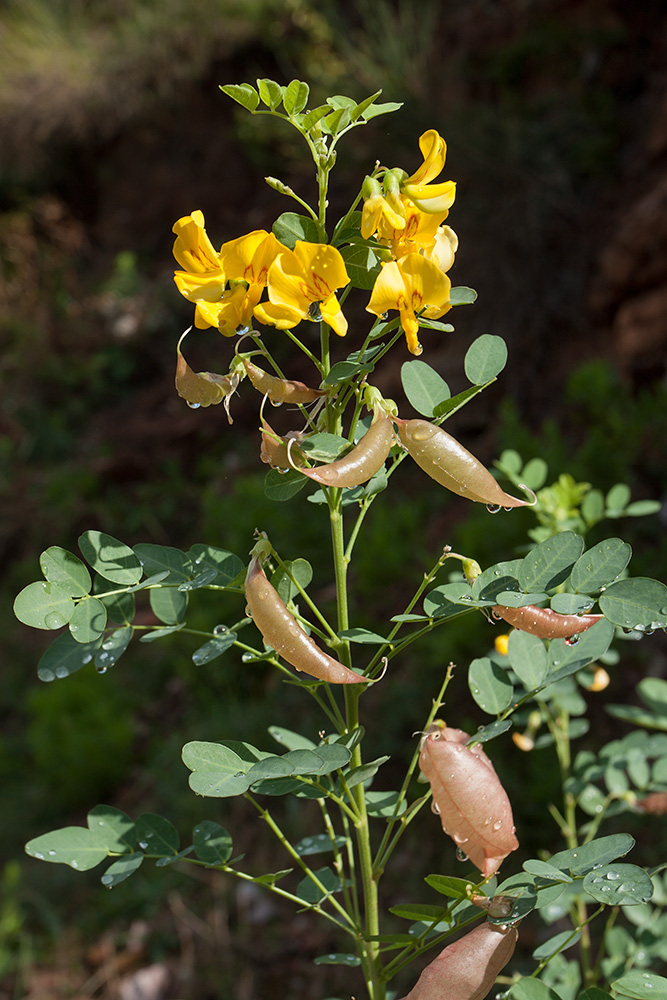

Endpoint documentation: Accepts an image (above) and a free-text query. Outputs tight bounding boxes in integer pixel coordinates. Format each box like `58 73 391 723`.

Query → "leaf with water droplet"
39 546 91 597
584 863 654 905
68 596 108 643
191 632 237 665
468 656 514 714
87 805 135 852
508 630 548 690
79 530 143 586
519 532 585 593
193 820 233 865
100 853 144 887
14 581 75 630
37 632 102 682
135 814 179 857
569 538 632 594
599 578 667 630
25 825 110 870
149 586 188 625
611 972 667 1000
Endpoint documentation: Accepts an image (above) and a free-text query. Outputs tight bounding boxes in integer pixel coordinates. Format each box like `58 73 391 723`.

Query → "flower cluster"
172 130 458 356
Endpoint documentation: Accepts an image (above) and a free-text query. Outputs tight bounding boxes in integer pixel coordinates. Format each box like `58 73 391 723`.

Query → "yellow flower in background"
255 241 350 337
494 633 509 656
400 129 457 215
366 254 451 355
172 210 227 329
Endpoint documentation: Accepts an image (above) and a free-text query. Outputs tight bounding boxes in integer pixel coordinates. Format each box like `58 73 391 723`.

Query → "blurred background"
1 0 666 997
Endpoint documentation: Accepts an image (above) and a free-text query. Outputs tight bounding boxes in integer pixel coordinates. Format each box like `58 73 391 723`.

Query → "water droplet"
643 627 655 636
453 833 469 845
34 852 44 860
380 311 389 321
213 624 228 635
492 819 503 831
187 401 201 409
71 860 79 868
431 801 441 815
102 638 115 650
139 841 149 850
48 849 56 856
606 870 620 880
45 611 66 629
308 303 323 322
413 342 424 357
565 634 580 646
54 665 69 679
486 504 501 514
82 653 93 664
622 627 634 634
270 398 283 407
236 325 250 335
455 847 469 862
96 664 108 674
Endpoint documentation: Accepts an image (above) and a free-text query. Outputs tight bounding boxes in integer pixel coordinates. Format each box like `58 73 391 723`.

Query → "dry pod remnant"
399 921 519 1000
419 722 518 876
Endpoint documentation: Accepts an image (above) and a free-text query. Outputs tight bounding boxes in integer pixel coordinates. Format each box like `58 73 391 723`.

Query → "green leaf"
495 590 548 608
424 582 481 618
401 360 450 417
578 989 613 1000
344 757 389 788
135 814 179 856
268 727 317 751
510 979 562 1000
78 531 143 586
37 632 101 682
339 243 381 289
133 544 192 583
449 286 478 305
532 929 580 960
188 545 244 586
569 539 632 594
320 107 351 134
300 433 349 461
321 360 376 387
337 628 387 644
68 596 107 643
25 826 110 870
39 546 91 597
300 104 331 130
550 833 635 876
508 630 548 689
472 560 523 603
191 631 237 665
193 820 233 865
550 593 595 615
87 805 135 851
149 586 188 625
464 335 508 384
272 558 313 603
523 860 572 882
470 719 512 743
493 872 538 921
264 468 308 501
256 77 283 110
468 656 514 713
611 972 667 1000
583 864 654 905
283 79 309 115
546 620 614 683
272 212 321 250
314 954 361 967
14 581 75 630
582 490 605 525
424 874 477 899
389 902 451 922
625 500 661 517
599 578 667 630
99 586 135 625
521 458 548 490
638 677 667 715
606 483 631 513
251 868 293 885
219 83 259 112
296 867 341 903
519 532 585 593
296 834 346 856
139 624 185 642
433 379 494 419
365 790 407 818
360 101 403 120
351 89 382 121
100 853 143 887
182 742 252 797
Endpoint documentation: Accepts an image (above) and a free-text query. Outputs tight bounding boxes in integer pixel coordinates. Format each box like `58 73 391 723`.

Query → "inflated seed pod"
492 604 603 640
395 417 529 507
259 421 304 470
399 920 518 1000
419 722 518 877
298 416 395 488
244 556 367 684
242 358 326 405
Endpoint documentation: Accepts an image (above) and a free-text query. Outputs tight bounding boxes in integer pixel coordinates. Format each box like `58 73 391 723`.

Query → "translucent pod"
492 604 603 640
244 556 367 685
242 358 326 405
419 721 518 877
395 417 530 507
399 920 518 1000
259 421 304 470
297 416 395 488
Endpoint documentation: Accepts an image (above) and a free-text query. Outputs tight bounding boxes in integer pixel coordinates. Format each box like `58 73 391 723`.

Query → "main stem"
330 501 383 1000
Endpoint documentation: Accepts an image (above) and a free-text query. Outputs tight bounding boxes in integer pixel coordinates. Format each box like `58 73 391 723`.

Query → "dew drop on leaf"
486 504 501 514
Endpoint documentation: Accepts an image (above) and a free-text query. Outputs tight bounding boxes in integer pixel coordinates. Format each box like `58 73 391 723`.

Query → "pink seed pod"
419 722 518 877
259 421 304 470
399 920 518 1000
244 556 367 685
243 358 325 405
395 417 530 508
492 604 603 640
297 416 395 488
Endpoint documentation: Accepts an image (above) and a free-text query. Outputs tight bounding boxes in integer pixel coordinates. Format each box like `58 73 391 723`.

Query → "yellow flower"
377 196 450 262
255 241 350 337
494 634 509 656
172 210 227 329
360 176 406 240
214 230 286 335
366 254 451 355
423 225 459 274
400 129 457 215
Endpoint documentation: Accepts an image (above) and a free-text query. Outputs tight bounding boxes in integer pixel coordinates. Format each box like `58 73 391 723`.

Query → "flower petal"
401 181 457 214
405 129 447 186
172 211 222 273
319 293 347 337
254 300 303 329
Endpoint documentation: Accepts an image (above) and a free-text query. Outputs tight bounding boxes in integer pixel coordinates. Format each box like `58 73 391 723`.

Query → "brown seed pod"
297 416 395 488
259 421 304 470
243 358 325 405
419 722 518 877
395 417 530 507
244 556 367 685
399 920 518 1000
492 604 603 640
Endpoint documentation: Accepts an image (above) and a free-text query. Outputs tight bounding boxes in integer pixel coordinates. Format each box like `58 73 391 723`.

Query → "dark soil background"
1 1 666 998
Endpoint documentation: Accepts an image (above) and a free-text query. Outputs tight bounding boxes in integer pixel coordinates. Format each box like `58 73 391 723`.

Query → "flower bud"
419 722 518 877
399 920 518 1000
